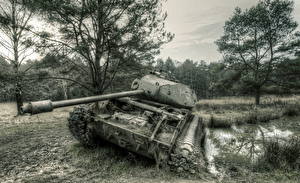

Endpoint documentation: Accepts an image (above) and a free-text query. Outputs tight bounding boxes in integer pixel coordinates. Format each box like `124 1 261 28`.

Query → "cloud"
160 0 300 62
160 42 221 63
164 22 223 52
187 22 224 42
184 6 233 25
189 22 223 35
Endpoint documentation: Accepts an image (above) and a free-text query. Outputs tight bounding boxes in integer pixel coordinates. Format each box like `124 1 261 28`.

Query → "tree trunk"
255 87 261 105
61 80 68 100
15 82 23 115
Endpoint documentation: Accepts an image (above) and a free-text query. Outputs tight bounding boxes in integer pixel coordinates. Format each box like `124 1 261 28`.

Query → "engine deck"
90 99 192 162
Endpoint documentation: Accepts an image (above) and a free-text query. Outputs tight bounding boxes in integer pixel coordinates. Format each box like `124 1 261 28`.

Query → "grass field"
0 103 211 183
195 95 300 128
0 95 300 183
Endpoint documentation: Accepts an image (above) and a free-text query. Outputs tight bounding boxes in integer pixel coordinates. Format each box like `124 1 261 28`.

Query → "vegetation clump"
283 103 300 116
256 136 300 171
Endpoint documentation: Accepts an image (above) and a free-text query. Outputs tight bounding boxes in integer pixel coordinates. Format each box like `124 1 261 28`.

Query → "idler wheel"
68 105 97 147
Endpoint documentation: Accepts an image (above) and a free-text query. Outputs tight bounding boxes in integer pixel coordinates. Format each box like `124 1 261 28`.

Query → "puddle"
204 128 219 175
257 126 293 140
204 125 293 174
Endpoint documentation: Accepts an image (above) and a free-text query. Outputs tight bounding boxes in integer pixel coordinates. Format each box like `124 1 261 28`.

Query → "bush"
257 136 300 171
283 103 300 116
210 115 234 128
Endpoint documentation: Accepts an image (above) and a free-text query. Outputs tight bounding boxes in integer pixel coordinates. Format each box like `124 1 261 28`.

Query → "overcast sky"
160 0 300 63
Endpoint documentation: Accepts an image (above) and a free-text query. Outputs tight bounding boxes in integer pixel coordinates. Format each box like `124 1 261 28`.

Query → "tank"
21 72 205 173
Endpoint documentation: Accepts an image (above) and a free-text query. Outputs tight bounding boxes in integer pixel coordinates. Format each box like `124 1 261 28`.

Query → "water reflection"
204 125 293 174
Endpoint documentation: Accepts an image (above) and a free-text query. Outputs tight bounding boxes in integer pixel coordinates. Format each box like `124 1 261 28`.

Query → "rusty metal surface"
21 90 144 114
21 100 53 114
116 98 183 120
92 118 171 160
22 73 198 114
88 99 193 163
132 74 198 108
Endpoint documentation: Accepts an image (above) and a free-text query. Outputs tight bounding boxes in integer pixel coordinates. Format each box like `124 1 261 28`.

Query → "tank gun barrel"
21 73 198 114
21 90 144 114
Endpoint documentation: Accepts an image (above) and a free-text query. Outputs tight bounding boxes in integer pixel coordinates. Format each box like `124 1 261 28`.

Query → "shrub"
210 115 233 128
246 111 258 124
257 136 300 171
283 103 300 116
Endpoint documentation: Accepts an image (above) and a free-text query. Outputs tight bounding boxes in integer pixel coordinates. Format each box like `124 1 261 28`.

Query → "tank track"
68 105 97 147
168 116 206 174
168 149 206 174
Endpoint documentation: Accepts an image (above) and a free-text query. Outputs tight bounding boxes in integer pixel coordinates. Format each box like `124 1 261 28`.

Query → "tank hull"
91 119 171 160
68 99 196 164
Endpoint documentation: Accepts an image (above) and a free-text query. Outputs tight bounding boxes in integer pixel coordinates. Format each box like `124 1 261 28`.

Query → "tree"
155 58 165 71
22 54 93 101
30 0 173 95
155 57 176 77
174 59 206 98
164 57 176 74
216 0 298 104
273 57 300 90
0 0 36 114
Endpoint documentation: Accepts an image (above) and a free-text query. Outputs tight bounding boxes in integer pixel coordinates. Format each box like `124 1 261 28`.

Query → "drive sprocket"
68 105 97 147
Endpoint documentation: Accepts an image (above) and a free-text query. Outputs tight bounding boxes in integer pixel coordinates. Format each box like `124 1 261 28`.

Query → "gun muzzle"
21 100 53 114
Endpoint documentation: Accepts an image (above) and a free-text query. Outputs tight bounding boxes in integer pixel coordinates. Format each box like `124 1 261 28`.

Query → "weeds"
283 103 300 116
214 154 252 177
256 136 300 171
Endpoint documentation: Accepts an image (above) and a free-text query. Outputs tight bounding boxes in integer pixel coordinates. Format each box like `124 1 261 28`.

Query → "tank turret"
132 74 197 108
22 74 197 114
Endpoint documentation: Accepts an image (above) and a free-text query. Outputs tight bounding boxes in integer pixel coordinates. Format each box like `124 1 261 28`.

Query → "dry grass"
197 95 300 109
1 99 300 182
256 136 300 171
195 95 300 128
0 102 212 183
